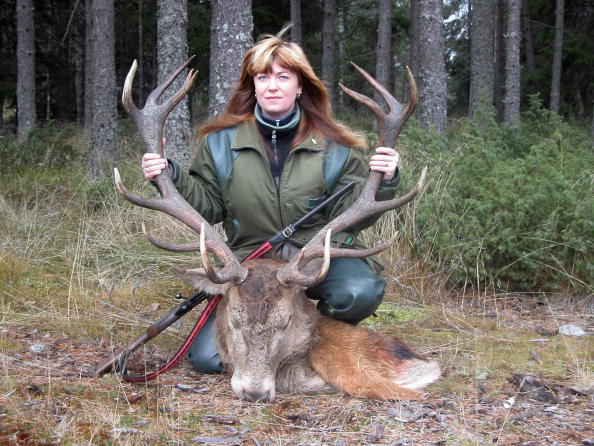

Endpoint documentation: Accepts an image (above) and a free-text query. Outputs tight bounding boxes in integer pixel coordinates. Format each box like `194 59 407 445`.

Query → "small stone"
110 428 142 436
192 436 241 444
202 414 237 425
387 407 428 423
558 325 586 337
29 343 45 353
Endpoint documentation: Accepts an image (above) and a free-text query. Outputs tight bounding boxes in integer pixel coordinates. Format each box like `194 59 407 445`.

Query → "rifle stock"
94 291 210 377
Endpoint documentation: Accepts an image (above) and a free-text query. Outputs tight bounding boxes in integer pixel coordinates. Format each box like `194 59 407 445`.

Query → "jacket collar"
254 105 301 131
230 120 326 153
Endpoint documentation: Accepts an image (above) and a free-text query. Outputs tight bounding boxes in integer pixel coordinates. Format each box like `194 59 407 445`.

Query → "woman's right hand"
142 153 168 180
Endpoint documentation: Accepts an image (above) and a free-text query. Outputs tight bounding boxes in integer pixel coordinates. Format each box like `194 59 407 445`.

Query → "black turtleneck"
255 107 300 185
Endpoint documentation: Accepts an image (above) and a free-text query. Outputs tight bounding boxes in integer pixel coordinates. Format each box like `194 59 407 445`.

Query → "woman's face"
254 60 302 121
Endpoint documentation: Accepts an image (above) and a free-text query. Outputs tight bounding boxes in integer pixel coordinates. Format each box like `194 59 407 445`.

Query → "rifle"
93 180 356 380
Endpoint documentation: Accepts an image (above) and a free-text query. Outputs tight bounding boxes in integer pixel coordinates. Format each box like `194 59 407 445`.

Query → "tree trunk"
208 0 253 116
157 0 191 169
409 0 420 79
574 88 584 119
290 0 302 45
375 0 392 108
469 0 495 119
84 0 93 131
549 0 564 114
322 0 336 109
591 100 594 150
44 68 50 121
416 0 447 134
137 0 144 106
88 0 117 182
16 0 36 141
0 94 4 134
494 0 505 121
73 0 85 125
521 0 535 72
504 0 521 126
336 5 345 115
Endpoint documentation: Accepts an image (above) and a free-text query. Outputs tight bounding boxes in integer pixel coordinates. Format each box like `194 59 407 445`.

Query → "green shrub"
410 100 593 292
0 121 82 171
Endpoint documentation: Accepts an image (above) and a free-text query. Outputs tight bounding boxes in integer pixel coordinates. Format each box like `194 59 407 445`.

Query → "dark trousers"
187 257 385 373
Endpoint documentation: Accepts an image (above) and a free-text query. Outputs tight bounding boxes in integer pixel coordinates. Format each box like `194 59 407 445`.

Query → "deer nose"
242 390 273 402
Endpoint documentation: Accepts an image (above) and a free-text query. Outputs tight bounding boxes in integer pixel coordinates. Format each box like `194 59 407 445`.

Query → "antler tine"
403 66 419 122
146 55 196 106
278 229 333 287
277 63 425 288
141 222 227 255
115 59 248 285
122 59 140 117
292 232 399 269
159 69 199 120
339 62 418 148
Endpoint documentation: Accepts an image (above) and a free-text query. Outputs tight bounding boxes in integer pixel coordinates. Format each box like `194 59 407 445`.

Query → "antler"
115 58 248 285
277 63 426 287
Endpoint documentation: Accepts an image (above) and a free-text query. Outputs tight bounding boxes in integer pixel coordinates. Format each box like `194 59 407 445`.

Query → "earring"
296 92 302 100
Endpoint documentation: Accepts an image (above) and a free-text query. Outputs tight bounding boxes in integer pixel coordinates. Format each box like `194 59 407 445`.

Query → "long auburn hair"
199 30 365 149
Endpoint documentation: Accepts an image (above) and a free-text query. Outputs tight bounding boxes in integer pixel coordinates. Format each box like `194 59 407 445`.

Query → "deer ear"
171 267 231 295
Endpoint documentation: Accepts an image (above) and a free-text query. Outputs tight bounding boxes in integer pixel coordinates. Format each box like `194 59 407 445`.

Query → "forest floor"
1 292 592 446
0 154 592 445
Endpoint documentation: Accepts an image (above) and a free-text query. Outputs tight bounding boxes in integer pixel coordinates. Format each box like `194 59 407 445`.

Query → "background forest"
2 0 592 292
0 1 593 445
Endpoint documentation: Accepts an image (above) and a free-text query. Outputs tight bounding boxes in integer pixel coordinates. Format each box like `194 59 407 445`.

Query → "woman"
142 31 401 374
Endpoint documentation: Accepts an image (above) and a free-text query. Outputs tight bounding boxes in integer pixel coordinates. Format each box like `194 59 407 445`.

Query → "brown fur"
173 258 440 401
310 318 435 400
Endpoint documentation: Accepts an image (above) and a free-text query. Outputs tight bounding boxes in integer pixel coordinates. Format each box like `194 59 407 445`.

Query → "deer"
113 57 440 402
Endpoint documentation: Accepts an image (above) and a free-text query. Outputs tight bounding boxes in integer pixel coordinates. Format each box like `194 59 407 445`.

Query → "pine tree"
208 0 253 116
290 0 302 45
16 0 36 141
469 0 495 119
416 0 447 133
549 0 564 114
504 0 521 125
375 0 392 107
322 0 336 108
157 0 191 168
88 0 117 182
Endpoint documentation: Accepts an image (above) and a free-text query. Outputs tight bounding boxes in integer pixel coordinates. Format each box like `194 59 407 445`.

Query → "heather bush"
407 99 592 292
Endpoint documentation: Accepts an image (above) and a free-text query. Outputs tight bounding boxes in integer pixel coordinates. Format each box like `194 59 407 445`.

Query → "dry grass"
0 161 592 445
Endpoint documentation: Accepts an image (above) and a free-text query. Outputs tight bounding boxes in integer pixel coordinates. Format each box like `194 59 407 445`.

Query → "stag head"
174 258 321 402
116 59 426 402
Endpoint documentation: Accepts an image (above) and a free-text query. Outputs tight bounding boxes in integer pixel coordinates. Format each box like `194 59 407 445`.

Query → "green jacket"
173 120 399 271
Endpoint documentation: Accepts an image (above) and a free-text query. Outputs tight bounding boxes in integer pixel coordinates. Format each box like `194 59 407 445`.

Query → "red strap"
122 294 222 382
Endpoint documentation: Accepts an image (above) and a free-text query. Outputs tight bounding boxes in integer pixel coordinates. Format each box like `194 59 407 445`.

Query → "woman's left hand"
369 147 400 181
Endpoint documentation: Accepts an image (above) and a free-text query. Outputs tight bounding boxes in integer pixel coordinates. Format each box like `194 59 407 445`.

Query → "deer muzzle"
231 372 276 402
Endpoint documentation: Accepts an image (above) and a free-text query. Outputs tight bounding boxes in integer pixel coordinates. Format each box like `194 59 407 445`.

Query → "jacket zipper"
248 137 315 235
272 119 279 167
252 123 285 228
276 146 312 231
272 120 282 226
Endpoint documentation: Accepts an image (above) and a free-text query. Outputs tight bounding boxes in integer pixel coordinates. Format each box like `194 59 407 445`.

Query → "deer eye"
281 315 292 329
